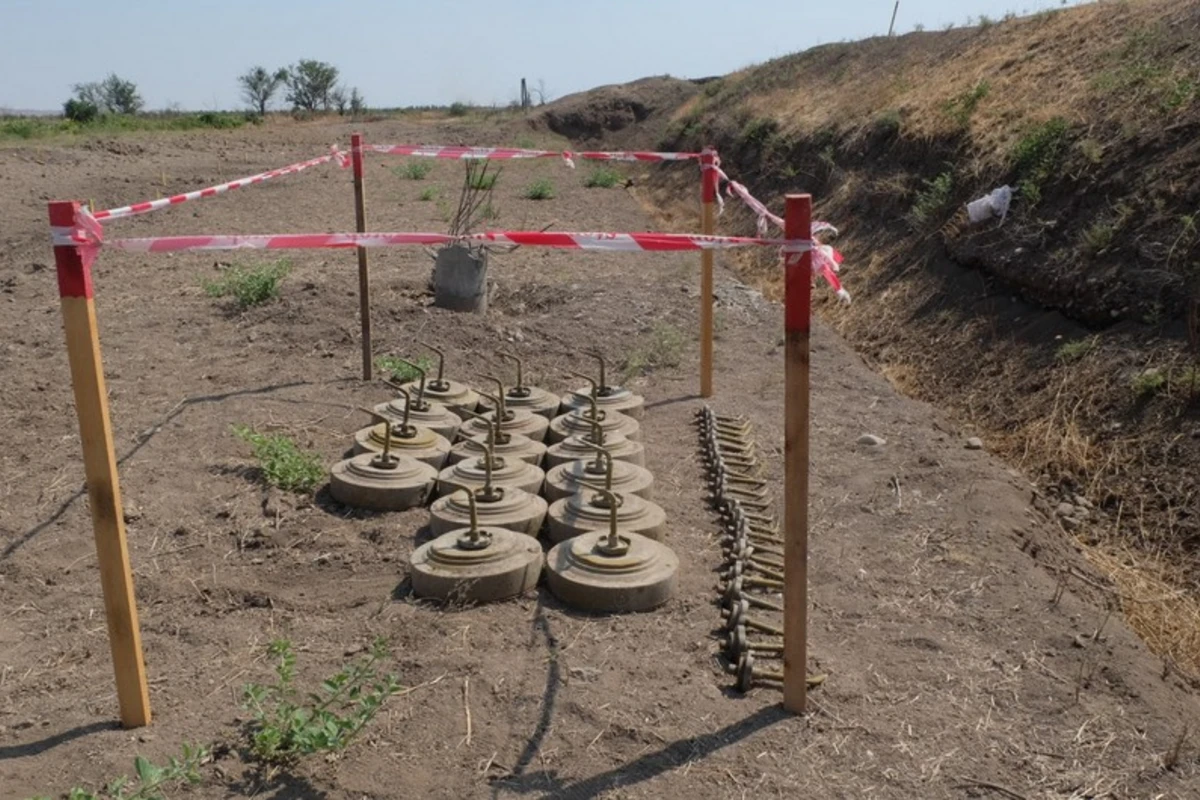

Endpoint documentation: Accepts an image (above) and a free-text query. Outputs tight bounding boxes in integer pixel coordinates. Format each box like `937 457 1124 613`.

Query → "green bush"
909 171 954 225
523 178 555 200
242 638 402 766
584 166 623 188
1056 337 1096 363
395 160 432 180
232 425 324 493
469 171 499 190
201 259 290 308
375 354 435 382
63 98 100 123
418 187 437 201
1012 118 1070 205
448 102 470 117
943 81 990 127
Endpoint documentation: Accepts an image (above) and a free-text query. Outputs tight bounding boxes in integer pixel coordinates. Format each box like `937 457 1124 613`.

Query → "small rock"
1072 634 1089 649
965 437 984 451
1061 516 1081 532
1055 502 1076 518
857 434 886 447
1074 495 1094 510
122 503 143 523
569 666 601 683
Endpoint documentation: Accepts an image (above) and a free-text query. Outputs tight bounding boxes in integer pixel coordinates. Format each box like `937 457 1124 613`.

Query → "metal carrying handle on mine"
358 406 399 468
566 372 606 422
451 486 492 550
417 341 449 389
480 376 512 420
476 392 512 445
584 351 614 395
574 440 616 493
572 479 629 556
380 386 418 437
457 408 505 473
394 359 430 409
498 353 531 398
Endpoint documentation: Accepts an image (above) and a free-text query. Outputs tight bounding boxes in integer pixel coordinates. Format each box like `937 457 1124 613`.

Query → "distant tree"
284 60 339 112
239 66 288 116
531 78 552 106
349 88 366 117
65 74 142 118
331 85 348 115
99 74 143 114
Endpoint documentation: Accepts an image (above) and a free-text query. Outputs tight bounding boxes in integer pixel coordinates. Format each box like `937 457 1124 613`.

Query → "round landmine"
329 450 437 511
498 353 561 420
410 489 544 603
437 455 545 497
373 398 461 441
546 487 667 543
559 354 645 419
462 407 550 444
398 342 480 415
544 487 676 612
543 442 654 502
545 431 645 469
430 486 548 537
353 422 450 470
449 430 546 466
548 408 639 445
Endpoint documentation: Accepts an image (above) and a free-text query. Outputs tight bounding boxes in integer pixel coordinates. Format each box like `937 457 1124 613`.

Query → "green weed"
375 354 434 382
232 425 324 493
31 744 208 800
447 102 470 117
740 117 779 147
942 81 989 127
242 638 402 767
583 166 623 188
1011 118 1070 205
395 160 432 180
909 171 954 226
469 171 499 190
522 178 555 200
418 186 437 201
480 202 499 220
0 111 248 141
516 136 536 149
1132 368 1166 397
622 323 686 381
201 259 291 308
1056 337 1097 363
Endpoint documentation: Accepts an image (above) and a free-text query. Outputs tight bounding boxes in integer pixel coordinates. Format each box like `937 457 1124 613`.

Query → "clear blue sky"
1 0 1087 112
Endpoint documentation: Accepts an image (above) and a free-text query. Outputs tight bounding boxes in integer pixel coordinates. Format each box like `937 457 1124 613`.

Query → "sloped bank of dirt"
632 0 1200 678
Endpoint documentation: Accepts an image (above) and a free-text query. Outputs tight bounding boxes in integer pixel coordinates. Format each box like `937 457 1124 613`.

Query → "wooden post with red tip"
783 193 812 714
699 147 718 398
49 200 151 728
351 133 372 381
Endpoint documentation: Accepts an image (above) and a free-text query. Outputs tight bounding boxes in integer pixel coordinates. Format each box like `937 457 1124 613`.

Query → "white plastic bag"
967 185 1013 224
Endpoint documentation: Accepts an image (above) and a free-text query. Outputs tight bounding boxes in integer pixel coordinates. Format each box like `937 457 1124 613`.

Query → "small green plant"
943 81 990 127
978 14 994 28
1132 368 1166 397
1056 337 1097 363
1081 220 1116 254
394 160 432 180
242 638 402 768
516 136 536 149
480 202 499 220
622 322 686 381
418 186 437 201
375 353 434 382
469 170 499 190
232 425 324 493
31 744 208 800
584 166 623 188
909 171 954 225
1077 138 1105 164
201 260 290 308
447 101 470 117
523 178 555 200
1011 118 1070 205
740 117 778 147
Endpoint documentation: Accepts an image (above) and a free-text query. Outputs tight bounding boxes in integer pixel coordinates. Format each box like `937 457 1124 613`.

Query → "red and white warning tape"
92 146 349 221
363 143 699 168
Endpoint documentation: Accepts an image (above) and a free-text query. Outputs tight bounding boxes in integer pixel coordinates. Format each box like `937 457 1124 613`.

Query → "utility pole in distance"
888 1 900 36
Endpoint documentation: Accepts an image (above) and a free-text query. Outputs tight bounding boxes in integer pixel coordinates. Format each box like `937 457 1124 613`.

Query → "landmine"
330 415 438 511
410 488 543 603
374 364 462 441
545 417 645 468
559 353 645 420
545 486 677 612
447 408 546 466
547 383 640 444
545 452 666 542
429 441 547 536
460 384 550 444
436 438 545 497
543 440 654 502
353 387 451 469
497 353 561 420
398 342 479 415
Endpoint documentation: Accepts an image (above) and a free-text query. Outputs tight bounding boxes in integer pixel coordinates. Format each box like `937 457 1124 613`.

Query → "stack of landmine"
697 406 787 693
328 350 678 610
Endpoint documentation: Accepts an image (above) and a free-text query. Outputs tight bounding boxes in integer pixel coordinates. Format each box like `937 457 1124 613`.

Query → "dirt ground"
2 116 1199 799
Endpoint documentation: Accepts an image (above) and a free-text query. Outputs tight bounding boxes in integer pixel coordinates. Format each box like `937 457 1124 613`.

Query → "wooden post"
351 133 372 381
699 146 718 398
782 194 812 714
49 201 152 728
